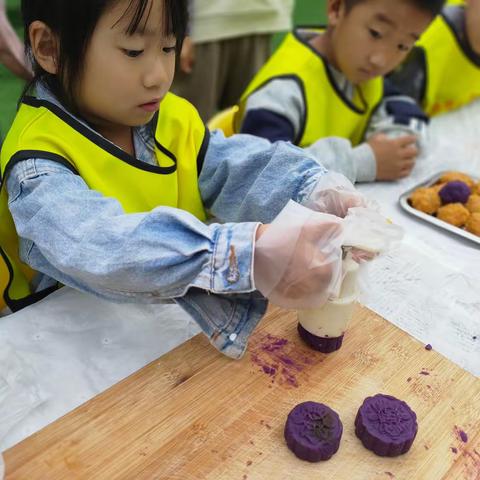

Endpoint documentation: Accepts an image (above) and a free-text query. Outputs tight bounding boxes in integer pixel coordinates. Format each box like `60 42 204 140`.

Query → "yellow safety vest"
235 30 383 147
418 8 480 116
0 92 207 312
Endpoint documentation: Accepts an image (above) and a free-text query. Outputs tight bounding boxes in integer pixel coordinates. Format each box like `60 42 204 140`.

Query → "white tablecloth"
357 100 480 378
1 102 479 453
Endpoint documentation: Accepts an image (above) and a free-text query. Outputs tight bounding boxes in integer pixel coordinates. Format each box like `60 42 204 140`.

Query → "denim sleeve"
199 130 327 223
6 158 259 302
6 136 326 359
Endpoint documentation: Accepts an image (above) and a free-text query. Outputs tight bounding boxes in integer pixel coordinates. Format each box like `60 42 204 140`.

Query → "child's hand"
253 201 344 309
255 223 269 240
304 171 367 218
368 133 418 181
466 0 480 54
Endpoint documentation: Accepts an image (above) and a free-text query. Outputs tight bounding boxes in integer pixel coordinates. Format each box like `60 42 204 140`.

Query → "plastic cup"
297 256 359 353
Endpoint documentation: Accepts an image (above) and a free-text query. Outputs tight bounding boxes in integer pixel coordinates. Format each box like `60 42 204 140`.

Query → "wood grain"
4 305 480 480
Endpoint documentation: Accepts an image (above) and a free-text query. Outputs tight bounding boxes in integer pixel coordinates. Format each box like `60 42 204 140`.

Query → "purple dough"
297 323 344 353
355 394 418 457
439 181 471 204
284 401 343 462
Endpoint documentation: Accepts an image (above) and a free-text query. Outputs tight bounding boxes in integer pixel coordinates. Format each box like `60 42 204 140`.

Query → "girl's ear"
327 0 346 27
29 20 59 74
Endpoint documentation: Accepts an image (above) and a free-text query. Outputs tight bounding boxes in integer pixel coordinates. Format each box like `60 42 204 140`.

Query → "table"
0 100 479 458
356 99 480 377
3 306 480 480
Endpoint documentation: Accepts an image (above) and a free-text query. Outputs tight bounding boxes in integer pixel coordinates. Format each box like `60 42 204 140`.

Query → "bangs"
20 0 187 113
113 0 186 39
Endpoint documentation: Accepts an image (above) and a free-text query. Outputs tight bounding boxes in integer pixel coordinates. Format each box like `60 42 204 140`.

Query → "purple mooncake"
439 181 471 205
355 394 418 457
284 401 343 462
297 322 344 353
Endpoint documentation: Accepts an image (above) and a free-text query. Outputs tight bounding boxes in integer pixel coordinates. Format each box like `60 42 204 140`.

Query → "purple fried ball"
284 401 343 462
439 181 472 205
297 323 344 353
355 394 418 457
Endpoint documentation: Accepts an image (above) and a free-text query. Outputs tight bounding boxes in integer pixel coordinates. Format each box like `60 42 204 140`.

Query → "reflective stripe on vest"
418 9 480 116
0 92 208 311
236 30 383 147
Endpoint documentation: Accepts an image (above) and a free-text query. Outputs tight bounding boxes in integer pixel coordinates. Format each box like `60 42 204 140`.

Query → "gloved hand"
342 207 404 259
253 200 403 309
253 201 344 310
303 171 369 218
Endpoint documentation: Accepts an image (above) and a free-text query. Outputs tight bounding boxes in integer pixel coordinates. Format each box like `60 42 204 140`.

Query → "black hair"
20 0 188 113
344 0 446 16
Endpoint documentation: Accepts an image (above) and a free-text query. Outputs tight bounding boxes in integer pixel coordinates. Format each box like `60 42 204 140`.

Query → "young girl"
0 0 367 358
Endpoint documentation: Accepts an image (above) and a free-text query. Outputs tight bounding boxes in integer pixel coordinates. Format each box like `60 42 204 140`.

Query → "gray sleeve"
243 78 305 139
303 137 376 184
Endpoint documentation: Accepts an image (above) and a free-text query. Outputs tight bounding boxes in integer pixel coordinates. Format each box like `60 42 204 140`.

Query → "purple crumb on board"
262 365 276 375
451 447 458 454
262 337 288 352
279 355 295 366
251 334 309 388
425 344 432 351
454 426 469 443
420 370 430 376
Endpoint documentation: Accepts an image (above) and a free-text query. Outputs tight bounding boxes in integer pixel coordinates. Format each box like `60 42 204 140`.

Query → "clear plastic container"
297 255 359 353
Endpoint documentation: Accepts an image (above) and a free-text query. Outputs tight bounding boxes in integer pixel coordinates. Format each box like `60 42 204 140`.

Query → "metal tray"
399 171 480 246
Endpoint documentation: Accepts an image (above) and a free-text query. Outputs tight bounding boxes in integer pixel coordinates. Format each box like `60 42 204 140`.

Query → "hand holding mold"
297 206 403 353
254 198 402 312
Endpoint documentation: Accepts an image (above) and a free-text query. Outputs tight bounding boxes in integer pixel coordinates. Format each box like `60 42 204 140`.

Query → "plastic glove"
253 201 344 310
342 207 404 259
303 171 369 218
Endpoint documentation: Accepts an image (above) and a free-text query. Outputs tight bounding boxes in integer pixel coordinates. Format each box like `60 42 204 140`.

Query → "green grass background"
0 0 326 134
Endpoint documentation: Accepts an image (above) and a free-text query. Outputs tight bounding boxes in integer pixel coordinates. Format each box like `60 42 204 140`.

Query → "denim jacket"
5 84 330 358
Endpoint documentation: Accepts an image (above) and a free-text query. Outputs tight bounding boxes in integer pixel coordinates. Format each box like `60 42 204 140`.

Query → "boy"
389 0 480 116
233 0 445 183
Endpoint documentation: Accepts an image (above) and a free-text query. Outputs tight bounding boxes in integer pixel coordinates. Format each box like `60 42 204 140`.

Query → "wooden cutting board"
4 305 480 480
